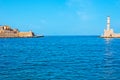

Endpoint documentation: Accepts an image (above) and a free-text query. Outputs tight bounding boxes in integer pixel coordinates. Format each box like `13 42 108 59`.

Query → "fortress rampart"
0 25 34 38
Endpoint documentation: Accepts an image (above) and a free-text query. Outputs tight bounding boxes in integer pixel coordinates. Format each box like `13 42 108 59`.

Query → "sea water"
0 36 120 80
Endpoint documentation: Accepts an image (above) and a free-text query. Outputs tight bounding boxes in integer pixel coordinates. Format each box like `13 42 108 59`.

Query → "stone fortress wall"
0 25 34 37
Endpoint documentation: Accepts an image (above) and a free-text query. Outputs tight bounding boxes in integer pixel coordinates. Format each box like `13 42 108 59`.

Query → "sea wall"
0 30 34 38
0 26 35 38
0 33 18 37
112 33 120 37
18 32 34 37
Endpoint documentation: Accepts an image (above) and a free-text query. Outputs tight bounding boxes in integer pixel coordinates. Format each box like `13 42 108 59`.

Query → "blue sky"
0 0 120 35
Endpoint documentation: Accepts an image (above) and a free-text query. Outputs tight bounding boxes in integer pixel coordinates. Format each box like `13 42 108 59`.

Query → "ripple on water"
0 37 120 80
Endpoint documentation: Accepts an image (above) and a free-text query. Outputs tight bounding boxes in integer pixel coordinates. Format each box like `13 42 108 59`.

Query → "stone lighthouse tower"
101 16 114 38
107 16 110 30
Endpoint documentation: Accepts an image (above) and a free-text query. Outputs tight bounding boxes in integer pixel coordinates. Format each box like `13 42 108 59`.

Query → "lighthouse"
107 16 110 30
101 16 120 38
101 16 114 38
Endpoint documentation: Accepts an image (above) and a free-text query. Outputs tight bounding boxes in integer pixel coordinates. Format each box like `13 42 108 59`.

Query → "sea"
0 36 120 80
